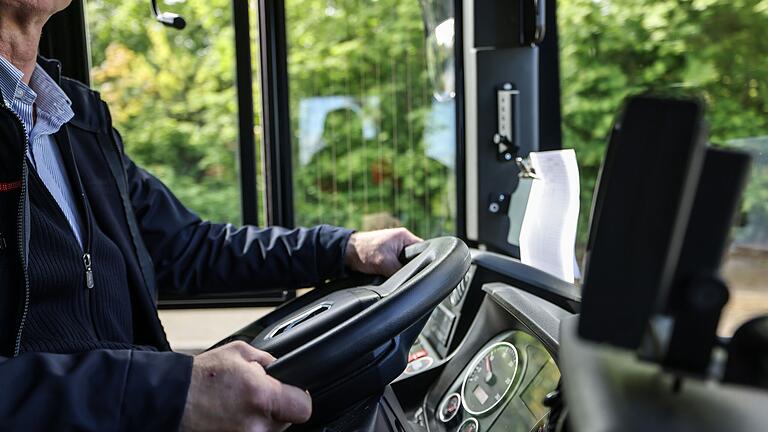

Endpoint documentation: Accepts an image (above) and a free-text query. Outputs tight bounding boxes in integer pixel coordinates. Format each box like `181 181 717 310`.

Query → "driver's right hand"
180 341 312 432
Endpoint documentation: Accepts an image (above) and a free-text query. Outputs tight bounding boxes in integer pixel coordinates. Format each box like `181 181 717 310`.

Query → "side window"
86 0 256 225
284 0 458 238
557 0 768 334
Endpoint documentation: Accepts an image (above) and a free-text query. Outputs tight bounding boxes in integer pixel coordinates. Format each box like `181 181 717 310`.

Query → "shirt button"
14 89 24 99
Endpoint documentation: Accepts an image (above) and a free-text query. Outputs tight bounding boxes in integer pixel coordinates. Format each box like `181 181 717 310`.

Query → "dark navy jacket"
0 58 353 430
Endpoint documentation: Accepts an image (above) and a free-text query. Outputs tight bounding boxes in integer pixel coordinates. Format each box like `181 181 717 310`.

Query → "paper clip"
515 157 540 179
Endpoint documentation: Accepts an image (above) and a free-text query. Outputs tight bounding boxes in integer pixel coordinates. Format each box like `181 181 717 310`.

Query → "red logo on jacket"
0 180 21 192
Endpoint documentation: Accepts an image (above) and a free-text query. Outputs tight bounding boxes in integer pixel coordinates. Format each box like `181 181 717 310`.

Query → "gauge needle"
484 356 493 382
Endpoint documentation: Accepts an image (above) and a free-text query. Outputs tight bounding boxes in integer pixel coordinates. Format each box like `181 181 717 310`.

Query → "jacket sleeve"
0 350 193 431
123 153 355 295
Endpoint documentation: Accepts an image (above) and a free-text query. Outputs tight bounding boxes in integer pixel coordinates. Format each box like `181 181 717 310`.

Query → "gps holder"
577 94 751 378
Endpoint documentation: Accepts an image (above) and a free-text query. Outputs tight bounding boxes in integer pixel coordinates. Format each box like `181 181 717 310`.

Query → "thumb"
381 254 404 277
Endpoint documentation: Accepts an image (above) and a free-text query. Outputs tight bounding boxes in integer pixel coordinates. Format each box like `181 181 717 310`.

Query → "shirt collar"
0 55 26 109
29 63 75 128
0 54 74 131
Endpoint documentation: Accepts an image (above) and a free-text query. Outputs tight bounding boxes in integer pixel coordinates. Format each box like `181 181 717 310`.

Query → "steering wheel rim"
263 236 470 391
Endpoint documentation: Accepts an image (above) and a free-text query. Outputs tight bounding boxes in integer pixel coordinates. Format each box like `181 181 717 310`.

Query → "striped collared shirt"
0 55 82 246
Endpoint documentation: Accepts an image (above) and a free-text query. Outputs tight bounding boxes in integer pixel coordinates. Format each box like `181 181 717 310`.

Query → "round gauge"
461 342 519 415
438 393 461 423
457 417 479 432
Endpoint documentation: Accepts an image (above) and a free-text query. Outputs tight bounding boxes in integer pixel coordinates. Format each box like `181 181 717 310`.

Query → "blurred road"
720 248 768 336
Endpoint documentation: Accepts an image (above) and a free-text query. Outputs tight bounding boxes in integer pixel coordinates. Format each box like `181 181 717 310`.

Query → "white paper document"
509 149 580 283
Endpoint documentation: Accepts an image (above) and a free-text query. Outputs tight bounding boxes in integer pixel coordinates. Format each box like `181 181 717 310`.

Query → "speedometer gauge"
461 342 519 415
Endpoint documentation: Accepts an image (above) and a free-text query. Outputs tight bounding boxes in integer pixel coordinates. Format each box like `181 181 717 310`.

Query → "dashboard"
436 331 559 432
389 251 576 432
217 248 578 432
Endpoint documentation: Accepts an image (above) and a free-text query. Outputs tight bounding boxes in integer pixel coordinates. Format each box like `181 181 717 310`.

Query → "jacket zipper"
3 104 31 357
6 104 99 353
83 250 99 339
83 253 94 288
62 126 98 337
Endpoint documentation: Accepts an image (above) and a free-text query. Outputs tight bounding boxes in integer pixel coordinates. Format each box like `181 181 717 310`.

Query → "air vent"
267 303 332 339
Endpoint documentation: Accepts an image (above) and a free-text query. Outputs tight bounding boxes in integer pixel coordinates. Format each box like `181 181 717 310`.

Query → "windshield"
286 0 458 237
558 0 768 332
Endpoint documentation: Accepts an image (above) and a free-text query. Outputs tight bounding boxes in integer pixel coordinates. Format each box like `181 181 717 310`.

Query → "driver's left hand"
344 228 423 277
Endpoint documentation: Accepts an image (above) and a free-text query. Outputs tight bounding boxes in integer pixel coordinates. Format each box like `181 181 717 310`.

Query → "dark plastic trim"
39 0 90 85
232 0 260 226
157 290 293 309
538 0 563 151
483 282 571 352
257 0 295 227
454 0 468 241
471 250 581 311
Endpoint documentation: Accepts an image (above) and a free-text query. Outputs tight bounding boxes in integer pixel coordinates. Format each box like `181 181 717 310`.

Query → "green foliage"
87 0 767 245
88 0 453 236
88 0 244 224
559 0 768 249
285 0 455 236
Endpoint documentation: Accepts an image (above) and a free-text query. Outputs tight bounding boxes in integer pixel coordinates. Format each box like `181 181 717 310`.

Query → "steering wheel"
249 236 470 419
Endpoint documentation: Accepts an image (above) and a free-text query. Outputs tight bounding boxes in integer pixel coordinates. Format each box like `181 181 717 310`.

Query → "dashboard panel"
424 264 478 357
392 275 572 432
399 250 579 384
398 264 479 378
213 248 577 432
435 331 560 432
398 249 581 380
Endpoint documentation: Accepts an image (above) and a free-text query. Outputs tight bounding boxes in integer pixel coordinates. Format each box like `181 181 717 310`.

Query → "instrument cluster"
434 331 560 432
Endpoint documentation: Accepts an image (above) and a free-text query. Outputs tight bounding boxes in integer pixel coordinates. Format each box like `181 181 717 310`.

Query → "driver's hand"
180 341 311 432
344 228 423 277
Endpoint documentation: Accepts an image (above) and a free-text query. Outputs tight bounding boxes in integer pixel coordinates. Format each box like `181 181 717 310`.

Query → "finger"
381 256 403 277
270 382 313 424
249 350 277 367
403 230 423 245
395 228 423 245
230 341 277 366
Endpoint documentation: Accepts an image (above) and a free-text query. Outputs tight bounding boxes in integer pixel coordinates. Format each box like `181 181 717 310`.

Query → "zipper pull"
0 233 6 252
83 253 94 289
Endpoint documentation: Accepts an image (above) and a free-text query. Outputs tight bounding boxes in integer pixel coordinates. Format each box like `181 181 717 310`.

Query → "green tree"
558 0 768 249
87 0 453 237
86 0 767 248
285 0 455 236
89 0 245 224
